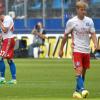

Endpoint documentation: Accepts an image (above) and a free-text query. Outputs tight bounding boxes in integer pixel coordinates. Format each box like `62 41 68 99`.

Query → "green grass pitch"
0 58 100 100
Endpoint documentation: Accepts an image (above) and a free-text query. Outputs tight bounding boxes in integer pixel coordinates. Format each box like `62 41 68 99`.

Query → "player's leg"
7 59 16 84
73 69 83 99
0 39 7 84
0 57 6 84
6 38 17 84
75 67 84 92
82 68 86 82
81 53 90 98
73 52 85 91
81 68 89 98
72 52 84 98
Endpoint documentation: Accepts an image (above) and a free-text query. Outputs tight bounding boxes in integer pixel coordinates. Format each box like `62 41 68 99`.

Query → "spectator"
31 22 48 58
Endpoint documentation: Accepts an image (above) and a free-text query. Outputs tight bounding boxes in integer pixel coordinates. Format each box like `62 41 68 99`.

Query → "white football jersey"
65 16 95 53
1 15 14 40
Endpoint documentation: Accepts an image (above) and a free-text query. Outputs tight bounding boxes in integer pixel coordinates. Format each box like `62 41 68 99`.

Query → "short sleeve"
90 19 95 33
65 20 73 34
3 16 13 28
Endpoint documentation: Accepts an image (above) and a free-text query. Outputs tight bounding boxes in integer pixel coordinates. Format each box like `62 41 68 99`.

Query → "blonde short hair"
76 1 88 9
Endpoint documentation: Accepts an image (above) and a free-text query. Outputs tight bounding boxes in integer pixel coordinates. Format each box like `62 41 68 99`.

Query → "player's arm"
91 32 97 50
59 20 73 57
0 20 8 33
0 16 13 33
90 19 97 50
59 34 68 57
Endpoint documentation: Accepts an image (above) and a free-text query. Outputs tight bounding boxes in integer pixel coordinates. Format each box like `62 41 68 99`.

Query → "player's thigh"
72 52 83 75
7 38 15 59
9 38 15 48
7 49 14 59
83 53 90 69
0 39 8 56
0 38 15 59
1 38 15 50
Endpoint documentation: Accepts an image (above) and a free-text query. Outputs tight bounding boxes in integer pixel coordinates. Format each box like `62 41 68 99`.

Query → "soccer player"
59 1 97 98
0 1 16 84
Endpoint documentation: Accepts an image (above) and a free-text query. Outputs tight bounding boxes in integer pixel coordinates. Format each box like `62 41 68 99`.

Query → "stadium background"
1 0 100 58
0 0 100 100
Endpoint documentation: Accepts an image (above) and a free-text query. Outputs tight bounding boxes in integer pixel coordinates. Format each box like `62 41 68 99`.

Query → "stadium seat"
14 19 25 29
52 0 61 9
29 0 41 10
52 0 69 9
92 0 100 3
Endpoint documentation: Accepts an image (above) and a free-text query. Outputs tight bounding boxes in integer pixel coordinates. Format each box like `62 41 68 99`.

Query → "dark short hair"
35 24 39 29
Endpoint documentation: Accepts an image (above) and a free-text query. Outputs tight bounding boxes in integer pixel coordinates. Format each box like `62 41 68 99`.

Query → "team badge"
86 22 90 26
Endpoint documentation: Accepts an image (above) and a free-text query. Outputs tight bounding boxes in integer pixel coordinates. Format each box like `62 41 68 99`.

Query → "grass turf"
0 58 100 100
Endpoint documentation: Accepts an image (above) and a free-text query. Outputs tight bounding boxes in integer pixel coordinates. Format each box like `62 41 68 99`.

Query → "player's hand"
59 50 63 58
0 50 7 58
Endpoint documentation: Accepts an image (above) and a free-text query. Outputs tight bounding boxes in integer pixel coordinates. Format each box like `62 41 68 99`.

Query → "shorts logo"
75 61 80 67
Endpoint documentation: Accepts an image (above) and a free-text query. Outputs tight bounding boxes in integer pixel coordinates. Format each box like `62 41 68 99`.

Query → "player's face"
0 3 4 15
77 7 87 19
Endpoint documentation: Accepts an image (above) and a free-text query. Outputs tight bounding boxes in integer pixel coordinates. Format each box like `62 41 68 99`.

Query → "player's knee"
75 67 82 75
7 59 13 64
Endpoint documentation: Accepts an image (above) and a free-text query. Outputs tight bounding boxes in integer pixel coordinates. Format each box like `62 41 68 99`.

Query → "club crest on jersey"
86 22 90 26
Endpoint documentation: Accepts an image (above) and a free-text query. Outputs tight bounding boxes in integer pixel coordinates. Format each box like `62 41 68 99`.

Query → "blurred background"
1 0 100 58
6 0 100 29
0 1 100 100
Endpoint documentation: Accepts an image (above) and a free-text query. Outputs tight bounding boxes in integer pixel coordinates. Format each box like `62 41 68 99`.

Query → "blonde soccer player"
59 1 97 98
